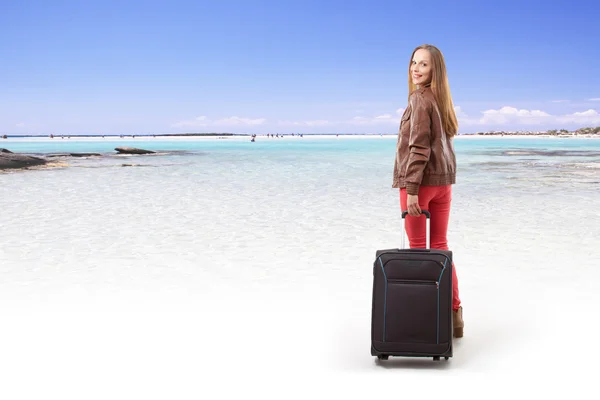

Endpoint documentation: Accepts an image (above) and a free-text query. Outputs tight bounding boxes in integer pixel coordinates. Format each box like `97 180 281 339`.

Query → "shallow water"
1 135 599 397
2 135 599 288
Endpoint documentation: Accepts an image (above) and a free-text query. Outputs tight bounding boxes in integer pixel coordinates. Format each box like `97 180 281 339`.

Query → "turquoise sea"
0 134 599 396
2 134 599 288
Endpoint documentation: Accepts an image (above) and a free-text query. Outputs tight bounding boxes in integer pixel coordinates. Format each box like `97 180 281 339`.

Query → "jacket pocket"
398 108 411 132
401 107 411 122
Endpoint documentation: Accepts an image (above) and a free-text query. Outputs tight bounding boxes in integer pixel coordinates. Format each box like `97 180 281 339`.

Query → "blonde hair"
407 44 459 136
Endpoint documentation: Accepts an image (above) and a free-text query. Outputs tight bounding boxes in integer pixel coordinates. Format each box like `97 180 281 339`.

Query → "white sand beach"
3 133 599 145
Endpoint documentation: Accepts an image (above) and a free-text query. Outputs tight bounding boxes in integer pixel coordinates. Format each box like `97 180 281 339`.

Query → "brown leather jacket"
392 86 457 195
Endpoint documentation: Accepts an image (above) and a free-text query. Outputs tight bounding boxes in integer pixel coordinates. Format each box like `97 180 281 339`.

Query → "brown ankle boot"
453 306 464 338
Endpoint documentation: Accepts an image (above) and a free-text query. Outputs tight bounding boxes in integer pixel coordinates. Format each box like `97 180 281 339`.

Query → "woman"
392 44 464 338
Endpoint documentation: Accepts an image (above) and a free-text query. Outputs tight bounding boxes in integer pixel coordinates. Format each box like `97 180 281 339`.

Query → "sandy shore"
2 134 394 142
455 134 600 139
2 133 599 143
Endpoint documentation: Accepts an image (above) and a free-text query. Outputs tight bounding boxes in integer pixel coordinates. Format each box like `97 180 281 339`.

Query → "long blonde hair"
407 44 458 136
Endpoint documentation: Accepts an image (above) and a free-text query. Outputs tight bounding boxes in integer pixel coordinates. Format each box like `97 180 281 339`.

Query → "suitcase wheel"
377 355 389 361
433 356 440 361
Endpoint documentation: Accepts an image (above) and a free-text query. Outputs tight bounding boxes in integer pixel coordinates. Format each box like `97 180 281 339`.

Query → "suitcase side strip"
436 258 448 345
378 257 388 342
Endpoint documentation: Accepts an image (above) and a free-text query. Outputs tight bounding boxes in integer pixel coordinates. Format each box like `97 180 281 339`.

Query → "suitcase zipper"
387 279 438 288
376 256 450 347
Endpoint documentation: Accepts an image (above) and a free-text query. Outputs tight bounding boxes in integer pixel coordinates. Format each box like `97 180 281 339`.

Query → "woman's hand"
407 194 421 217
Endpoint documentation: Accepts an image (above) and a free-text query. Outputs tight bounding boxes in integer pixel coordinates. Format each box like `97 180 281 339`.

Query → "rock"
115 147 155 155
46 152 102 157
0 148 13 153
0 152 47 169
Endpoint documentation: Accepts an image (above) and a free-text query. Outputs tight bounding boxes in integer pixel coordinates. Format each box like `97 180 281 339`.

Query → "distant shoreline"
2 129 600 140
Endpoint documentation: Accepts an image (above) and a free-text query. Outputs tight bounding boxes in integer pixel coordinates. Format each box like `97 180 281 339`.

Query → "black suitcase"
371 210 453 361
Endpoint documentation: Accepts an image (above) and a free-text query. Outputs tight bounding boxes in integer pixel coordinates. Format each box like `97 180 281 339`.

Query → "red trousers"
400 185 461 311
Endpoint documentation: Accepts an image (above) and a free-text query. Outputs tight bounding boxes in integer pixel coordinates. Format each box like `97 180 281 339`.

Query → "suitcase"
371 210 453 361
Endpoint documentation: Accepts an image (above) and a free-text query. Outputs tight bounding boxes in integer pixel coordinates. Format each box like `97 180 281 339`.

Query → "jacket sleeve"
404 92 432 195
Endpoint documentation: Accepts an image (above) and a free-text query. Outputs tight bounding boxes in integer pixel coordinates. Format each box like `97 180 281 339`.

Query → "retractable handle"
401 210 431 249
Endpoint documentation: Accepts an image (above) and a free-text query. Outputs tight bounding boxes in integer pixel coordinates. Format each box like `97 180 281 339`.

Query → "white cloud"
480 107 551 125
172 115 265 128
454 106 468 119
304 120 330 126
170 105 600 134
281 115 399 127
589 98 600 101
349 116 373 125
457 106 600 128
276 120 303 126
213 116 266 126
171 116 209 128
277 119 330 127
15 122 25 128
276 104 599 132
348 114 398 125
556 109 600 125
551 99 570 103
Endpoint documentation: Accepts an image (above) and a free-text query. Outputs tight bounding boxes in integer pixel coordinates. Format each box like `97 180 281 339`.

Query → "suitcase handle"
401 210 431 249
401 210 430 219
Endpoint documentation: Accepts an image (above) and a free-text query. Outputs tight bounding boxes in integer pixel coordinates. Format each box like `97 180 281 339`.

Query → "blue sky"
1 0 599 135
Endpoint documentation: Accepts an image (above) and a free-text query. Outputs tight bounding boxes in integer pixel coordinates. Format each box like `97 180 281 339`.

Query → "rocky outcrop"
46 152 102 157
115 147 155 155
0 152 47 169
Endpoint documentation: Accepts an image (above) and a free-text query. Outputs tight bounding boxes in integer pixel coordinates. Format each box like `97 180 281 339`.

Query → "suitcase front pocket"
383 280 439 344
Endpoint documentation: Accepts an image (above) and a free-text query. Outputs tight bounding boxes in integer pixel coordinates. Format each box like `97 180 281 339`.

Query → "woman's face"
410 49 432 87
